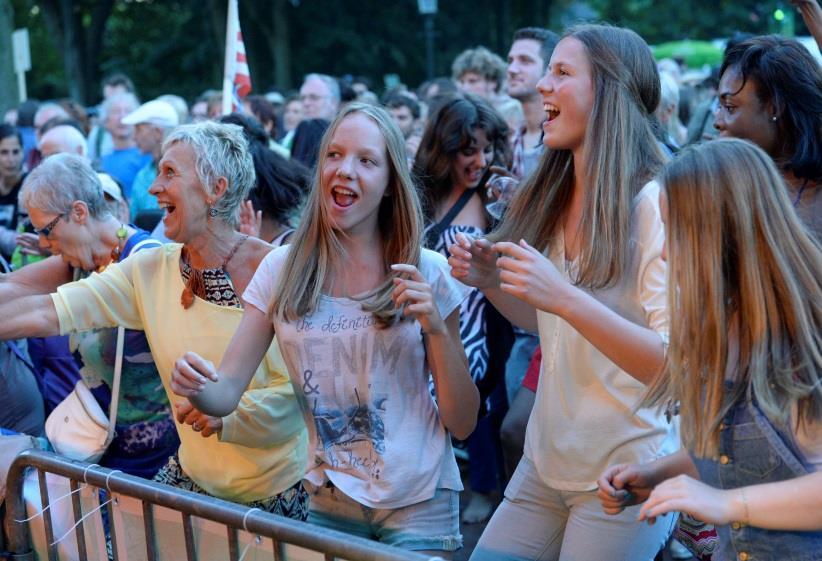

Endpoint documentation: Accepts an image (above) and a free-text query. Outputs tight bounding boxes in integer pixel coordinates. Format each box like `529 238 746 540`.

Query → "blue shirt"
129 160 159 220
102 147 151 198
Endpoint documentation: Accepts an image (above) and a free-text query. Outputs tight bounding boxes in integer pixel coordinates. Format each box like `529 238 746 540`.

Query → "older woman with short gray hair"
0 153 179 478
0 122 309 518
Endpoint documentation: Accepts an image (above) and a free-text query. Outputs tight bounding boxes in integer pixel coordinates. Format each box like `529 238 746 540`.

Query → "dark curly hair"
413 93 511 222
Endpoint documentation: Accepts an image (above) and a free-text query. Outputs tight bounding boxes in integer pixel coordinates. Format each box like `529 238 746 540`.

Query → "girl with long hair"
414 93 511 524
598 138 822 559
171 103 479 555
450 24 679 560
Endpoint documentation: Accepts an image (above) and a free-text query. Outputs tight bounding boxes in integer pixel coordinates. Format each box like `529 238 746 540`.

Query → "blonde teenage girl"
598 138 822 561
450 24 679 560
171 103 479 555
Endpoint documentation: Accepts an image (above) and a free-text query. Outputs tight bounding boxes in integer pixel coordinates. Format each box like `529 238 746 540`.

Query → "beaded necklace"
180 234 248 309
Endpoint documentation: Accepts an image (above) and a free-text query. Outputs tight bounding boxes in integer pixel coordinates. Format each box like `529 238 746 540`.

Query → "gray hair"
19 153 109 218
156 94 190 125
658 71 680 111
162 122 255 227
33 103 69 127
304 73 341 104
39 125 88 157
100 92 140 121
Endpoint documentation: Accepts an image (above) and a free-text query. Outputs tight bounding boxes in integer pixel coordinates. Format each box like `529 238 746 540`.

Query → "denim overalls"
692 385 822 561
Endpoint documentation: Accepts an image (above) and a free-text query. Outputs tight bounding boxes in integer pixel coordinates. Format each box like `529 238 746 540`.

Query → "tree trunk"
208 0 226 88
85 0 115 102
0 0 17 111
496 0 509 54
38 0 114 105
271 0 292 90
245 0 292 91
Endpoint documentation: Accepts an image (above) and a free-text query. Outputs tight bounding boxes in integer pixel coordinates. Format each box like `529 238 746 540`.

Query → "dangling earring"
206 199 217 219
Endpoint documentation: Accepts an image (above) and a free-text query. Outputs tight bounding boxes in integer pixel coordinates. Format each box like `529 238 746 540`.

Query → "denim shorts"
305 480 462 552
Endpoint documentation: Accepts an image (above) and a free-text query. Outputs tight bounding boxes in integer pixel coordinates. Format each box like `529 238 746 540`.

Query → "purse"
45 326 125 463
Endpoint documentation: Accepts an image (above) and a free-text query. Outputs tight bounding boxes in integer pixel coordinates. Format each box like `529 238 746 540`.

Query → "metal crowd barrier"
4 450 436 561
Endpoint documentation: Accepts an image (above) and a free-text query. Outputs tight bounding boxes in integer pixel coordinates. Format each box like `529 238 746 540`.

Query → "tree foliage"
6 0 808 108
586 0 777 43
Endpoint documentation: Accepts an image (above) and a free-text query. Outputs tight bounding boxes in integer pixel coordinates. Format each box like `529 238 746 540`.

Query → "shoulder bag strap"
105 326 125 444
4 340 37 376
424 188 476 249
105 236 159 441
127 238 163 256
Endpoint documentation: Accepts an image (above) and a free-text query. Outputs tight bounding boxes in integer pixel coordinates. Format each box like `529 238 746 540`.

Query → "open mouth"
159 202 177 218
466 169 484 183
544 102 560 122
331 186 357 208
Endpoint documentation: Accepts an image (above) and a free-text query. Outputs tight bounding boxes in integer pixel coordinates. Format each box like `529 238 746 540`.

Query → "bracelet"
739 487 750 525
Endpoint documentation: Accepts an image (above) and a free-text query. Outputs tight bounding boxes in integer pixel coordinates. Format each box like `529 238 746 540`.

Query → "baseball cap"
121 99 179 128
98 173 124 202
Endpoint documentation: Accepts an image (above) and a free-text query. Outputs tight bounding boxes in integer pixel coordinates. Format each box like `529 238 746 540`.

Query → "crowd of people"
0 2 821 560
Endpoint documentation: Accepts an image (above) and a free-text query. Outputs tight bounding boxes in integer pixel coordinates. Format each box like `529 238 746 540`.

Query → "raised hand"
175 398 223 438
447 232 500 289
493 239 571 314
170 351 219 397
238 200 262 239
17 233 49 256
391 263 445 335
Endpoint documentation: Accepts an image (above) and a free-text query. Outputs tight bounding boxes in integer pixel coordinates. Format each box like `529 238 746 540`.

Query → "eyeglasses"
33 213 65 239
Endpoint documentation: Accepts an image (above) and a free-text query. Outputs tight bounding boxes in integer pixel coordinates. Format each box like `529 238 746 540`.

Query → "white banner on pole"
221 0 238 116
12 28 30 102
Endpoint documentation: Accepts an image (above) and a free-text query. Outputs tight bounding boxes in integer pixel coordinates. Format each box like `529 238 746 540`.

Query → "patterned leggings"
153 455 309 521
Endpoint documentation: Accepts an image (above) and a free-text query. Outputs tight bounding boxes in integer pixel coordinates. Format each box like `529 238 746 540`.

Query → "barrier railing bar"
142 500 156 561
182 511 197 561
273 538 284 561
105 491 121 561
6 451 432 561
36 468 59 561
227 526 239 561
69 478 89 561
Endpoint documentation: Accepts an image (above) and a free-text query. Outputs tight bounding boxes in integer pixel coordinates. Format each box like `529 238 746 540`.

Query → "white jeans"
470 457 675 561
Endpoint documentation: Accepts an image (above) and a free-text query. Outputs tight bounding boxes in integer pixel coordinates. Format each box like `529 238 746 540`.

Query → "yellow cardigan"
52 243 307 502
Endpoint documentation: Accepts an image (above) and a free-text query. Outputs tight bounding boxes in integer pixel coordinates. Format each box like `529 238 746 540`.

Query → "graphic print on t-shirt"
243 246 468 506
281 310 411 481
313 386 387 454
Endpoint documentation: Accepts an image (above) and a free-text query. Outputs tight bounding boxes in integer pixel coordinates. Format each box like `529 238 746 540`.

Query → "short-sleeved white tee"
244 246 468 509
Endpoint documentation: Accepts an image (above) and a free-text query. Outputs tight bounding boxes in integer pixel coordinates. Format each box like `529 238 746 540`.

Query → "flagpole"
222 0 238 116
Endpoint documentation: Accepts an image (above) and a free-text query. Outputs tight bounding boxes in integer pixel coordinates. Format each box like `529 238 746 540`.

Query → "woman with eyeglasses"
0 125 309 519
0 153 180 478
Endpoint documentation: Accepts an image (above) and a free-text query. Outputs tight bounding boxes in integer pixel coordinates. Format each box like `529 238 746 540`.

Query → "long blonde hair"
644 138 822 457
491 24 665 289
269 103 423 327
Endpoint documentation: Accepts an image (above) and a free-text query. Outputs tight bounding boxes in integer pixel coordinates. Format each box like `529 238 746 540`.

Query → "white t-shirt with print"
244 245 468 509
